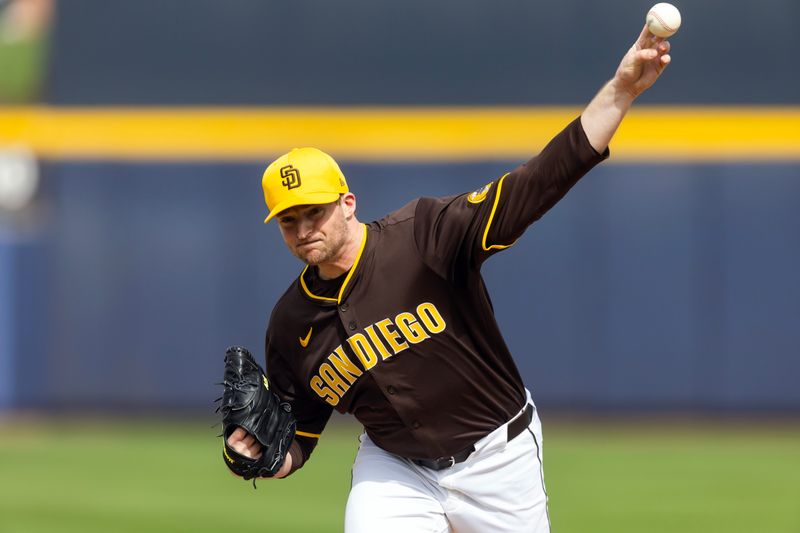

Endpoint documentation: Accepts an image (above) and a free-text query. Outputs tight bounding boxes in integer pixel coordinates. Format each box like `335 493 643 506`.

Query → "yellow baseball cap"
261 147 349 223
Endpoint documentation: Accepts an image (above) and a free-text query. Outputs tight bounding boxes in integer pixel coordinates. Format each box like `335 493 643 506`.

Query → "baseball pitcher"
218 24 672 532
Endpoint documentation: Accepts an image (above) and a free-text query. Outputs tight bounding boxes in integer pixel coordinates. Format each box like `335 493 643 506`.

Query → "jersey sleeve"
413 116 608 278
266 329 334 475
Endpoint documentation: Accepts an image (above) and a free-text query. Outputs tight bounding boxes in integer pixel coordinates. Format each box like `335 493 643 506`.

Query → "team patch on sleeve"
467 182 493 204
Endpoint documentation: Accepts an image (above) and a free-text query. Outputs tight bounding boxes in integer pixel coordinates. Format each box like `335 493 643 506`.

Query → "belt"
411 404 533 471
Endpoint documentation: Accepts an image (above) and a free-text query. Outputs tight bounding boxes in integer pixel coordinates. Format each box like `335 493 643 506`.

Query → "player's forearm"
580 79 637 154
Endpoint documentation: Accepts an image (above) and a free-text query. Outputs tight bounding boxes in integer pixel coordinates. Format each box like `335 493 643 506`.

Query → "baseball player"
226 25 672 532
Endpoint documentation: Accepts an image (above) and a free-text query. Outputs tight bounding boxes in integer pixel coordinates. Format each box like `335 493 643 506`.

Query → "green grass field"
1 416 798 532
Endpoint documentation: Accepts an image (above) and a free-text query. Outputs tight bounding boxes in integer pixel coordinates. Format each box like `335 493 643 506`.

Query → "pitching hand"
613 24 672 99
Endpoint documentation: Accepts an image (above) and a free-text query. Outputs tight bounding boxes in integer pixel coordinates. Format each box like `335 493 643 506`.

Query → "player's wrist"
607 77 639 107
272 454 293 478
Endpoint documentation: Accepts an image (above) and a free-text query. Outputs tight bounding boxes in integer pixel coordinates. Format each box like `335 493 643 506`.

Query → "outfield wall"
4 158 799 411
1 1 799 412
47 0 800 105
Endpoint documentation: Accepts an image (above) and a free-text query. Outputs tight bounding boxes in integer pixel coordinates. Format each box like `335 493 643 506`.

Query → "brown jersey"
265 117 607 471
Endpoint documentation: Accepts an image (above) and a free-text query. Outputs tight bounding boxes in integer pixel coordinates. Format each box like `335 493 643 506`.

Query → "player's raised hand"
579 22 675 153
613 24 672 99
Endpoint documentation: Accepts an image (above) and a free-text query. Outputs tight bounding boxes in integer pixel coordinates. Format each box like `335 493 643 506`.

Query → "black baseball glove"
217 346 296 483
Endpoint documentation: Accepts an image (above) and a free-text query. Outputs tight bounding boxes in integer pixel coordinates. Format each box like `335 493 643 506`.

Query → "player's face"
276 200 349 266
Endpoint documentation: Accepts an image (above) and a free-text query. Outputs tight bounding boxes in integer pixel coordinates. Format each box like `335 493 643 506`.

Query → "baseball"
646 3 681 38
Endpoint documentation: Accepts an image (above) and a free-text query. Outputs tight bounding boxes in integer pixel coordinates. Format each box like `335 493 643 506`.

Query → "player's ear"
340 193 357 219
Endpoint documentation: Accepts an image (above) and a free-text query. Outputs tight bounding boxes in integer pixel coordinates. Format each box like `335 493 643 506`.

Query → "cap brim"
263 191 341 223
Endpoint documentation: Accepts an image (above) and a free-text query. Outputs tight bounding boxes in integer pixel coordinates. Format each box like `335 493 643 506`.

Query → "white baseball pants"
345 396 550 533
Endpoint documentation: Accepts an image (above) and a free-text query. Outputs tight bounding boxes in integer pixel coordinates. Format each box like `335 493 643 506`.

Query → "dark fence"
46 0 800 105
4 159 799 411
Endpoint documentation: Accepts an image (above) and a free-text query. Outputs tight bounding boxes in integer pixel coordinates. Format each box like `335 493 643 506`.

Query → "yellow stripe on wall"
1 106 799 162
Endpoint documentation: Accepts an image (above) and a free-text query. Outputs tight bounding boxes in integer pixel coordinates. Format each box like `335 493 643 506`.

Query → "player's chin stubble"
295 243 336 266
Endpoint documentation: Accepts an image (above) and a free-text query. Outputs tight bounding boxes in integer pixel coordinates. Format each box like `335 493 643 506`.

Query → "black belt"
411 404 533 471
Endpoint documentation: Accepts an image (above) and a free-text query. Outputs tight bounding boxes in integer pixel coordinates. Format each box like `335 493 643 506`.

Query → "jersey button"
412 421 421 429
340 303 349 312
348 321 357 331
387 386 396 395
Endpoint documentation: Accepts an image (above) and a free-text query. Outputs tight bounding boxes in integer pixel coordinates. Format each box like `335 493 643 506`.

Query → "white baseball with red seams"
646 3 681 38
